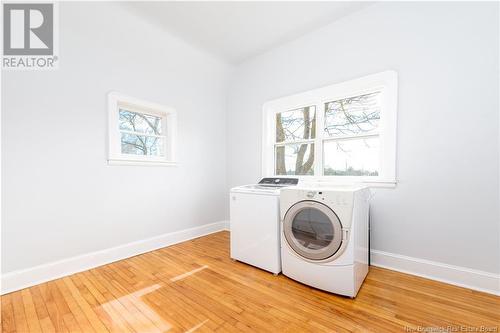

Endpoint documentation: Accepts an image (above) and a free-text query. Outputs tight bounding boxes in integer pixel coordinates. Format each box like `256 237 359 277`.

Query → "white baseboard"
4 224 497 296
371 249 500 296
1 220 229 295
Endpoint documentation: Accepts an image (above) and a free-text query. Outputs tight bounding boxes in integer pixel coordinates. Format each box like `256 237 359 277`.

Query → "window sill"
360 180 397 188
288 178 398 189
107 159 178 167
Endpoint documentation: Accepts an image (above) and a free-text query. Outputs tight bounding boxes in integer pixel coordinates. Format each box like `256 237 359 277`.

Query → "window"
108 92 177 166
262 71 397 186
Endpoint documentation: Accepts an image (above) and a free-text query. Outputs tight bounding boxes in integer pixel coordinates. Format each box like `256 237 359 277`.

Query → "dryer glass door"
283 201 343 261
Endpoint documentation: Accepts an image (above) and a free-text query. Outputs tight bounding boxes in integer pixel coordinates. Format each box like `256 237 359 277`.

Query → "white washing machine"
230 178 298 274
280 185 370 297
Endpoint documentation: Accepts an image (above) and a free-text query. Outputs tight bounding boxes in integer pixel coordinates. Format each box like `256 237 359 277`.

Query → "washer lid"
283 200 343 261
230 184 280 195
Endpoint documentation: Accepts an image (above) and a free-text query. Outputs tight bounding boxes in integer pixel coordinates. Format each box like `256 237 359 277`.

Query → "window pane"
119 109 162 135
324 92 380 137
121 133 164 156
323 137 379 176
275 143 314 175
276 106 316 143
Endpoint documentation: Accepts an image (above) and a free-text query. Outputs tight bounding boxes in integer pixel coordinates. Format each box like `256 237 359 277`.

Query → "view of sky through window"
119 109 164 156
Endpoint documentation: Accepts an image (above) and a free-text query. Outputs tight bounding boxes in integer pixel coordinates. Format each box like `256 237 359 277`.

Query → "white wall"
226 2 500 274
1 2 231 274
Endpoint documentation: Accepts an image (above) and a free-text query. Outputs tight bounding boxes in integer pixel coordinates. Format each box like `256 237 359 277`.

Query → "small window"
262 71 397 186
108 92 177 166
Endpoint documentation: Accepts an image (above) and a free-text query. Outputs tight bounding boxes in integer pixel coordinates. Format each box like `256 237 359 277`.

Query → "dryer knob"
306 191 315 198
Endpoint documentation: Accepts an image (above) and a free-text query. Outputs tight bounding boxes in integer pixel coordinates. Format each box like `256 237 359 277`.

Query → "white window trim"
262 71 398 187
107 92 177 166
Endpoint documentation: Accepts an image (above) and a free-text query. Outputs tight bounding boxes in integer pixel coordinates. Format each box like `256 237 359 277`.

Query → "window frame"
107 92 177 166
262 71 398 187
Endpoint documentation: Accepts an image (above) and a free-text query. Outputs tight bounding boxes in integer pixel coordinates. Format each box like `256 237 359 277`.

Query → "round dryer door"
283 200 343 261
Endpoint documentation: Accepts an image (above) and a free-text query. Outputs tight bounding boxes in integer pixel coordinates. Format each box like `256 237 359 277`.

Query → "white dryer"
280 186 370 297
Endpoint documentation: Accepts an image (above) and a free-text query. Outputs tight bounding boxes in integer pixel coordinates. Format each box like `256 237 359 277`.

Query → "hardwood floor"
2 231 499 332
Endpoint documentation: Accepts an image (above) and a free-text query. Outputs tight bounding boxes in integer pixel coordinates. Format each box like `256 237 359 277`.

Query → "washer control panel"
258 178 299 186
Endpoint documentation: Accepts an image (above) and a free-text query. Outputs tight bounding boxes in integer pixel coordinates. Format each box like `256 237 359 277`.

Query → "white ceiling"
125 1 373 64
